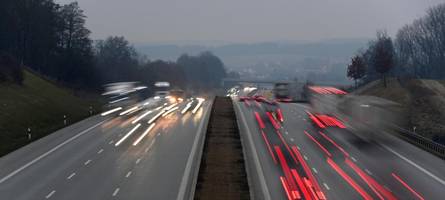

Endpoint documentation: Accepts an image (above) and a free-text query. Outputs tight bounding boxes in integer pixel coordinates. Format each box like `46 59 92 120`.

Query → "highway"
234 99 445 200
0 98 211 200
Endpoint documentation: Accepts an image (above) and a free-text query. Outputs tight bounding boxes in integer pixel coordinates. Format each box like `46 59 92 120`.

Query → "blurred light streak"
132 110 153 124
133 123 156 146
392 173 424 200
327 157 373 200
119 106 138 116
162 106 179 117
148 110 165 124
101 107 123 116
115 123 141 146
109 97 129 104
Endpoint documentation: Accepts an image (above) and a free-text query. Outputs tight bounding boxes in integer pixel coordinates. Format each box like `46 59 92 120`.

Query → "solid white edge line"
176 102 210 200
381 143 445 186
133 123 156 146
0 121 105 184
234 102 272 200
115 123 141 146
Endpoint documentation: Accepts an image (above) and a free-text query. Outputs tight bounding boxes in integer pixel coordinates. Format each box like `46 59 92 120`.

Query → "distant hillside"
357 78 445 144
0 70 102 156
135 39 368 66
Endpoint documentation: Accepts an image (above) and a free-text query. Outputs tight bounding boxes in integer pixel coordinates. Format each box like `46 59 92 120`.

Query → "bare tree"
372 31 394 87
347 54 366 88
395 3 445 79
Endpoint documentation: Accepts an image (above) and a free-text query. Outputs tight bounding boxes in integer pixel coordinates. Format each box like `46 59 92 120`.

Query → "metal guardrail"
390 124 445 159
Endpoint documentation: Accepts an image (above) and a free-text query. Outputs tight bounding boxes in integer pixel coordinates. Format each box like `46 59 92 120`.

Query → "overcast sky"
57 0 444 44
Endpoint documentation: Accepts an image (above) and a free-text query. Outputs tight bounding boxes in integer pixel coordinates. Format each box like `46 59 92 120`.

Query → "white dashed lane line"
97 149 104 154
351 156 357 162
125 171 132 178
67 172 76 180
323 183 330 190
84 159 92 166
109 140 114 145
45 190 55 199
303 155 308 161
365 169 372 175
312 168 318 174
112 188 120 196
136 158 141 164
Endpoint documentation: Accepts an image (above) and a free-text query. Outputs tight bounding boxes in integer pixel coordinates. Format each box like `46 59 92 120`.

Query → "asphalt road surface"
0 99 211 200
234 99 445 200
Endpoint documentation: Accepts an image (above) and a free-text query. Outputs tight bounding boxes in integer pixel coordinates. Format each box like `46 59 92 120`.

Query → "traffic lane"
235 101 285 200
0 114 106 178
238 101 363 200
280 103 408 198
276 103 362 200
324 124 445 199
118 103 211 200
0 116 140 200
0 103 173 199
281 103 445 199
38 101 210 200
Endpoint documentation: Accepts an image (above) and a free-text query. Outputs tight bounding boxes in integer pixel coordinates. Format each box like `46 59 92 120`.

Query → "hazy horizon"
56 0 443 45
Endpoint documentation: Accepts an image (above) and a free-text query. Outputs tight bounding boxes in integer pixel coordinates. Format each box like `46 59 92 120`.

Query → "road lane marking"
67 173 76 180
382 144 445 186
304 155 308 160
285 131 289 135
84 159 91 165
365 169 372 175
323 183 330 190
112 188 120 196
0 121 104 184
290 138 294 142
145 138 156 153
126 171 132 178
136 158 141 164
297 146 301 150
109 140 114 144
97 149 104 154
115 123 141 146
45 190 55 199
351 156 357 162
312 168 318 174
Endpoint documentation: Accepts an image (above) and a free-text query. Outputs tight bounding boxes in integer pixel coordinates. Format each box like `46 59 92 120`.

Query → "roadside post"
27 128 31 140
63 115 67 125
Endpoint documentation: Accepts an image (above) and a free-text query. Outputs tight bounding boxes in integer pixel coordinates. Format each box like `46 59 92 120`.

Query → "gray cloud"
57 0 444 44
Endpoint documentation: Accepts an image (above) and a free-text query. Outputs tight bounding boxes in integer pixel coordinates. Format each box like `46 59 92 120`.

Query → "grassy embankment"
357 78 445 144
0 70 102 156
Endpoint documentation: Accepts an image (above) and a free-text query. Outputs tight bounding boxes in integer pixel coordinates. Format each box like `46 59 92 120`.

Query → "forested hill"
0 0 227 92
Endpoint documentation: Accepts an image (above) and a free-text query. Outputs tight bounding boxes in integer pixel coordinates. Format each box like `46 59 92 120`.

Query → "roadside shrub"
0 52 23 85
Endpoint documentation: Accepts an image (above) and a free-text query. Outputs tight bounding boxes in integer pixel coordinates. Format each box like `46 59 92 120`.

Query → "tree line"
0 0 226 92
347 3 445 87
